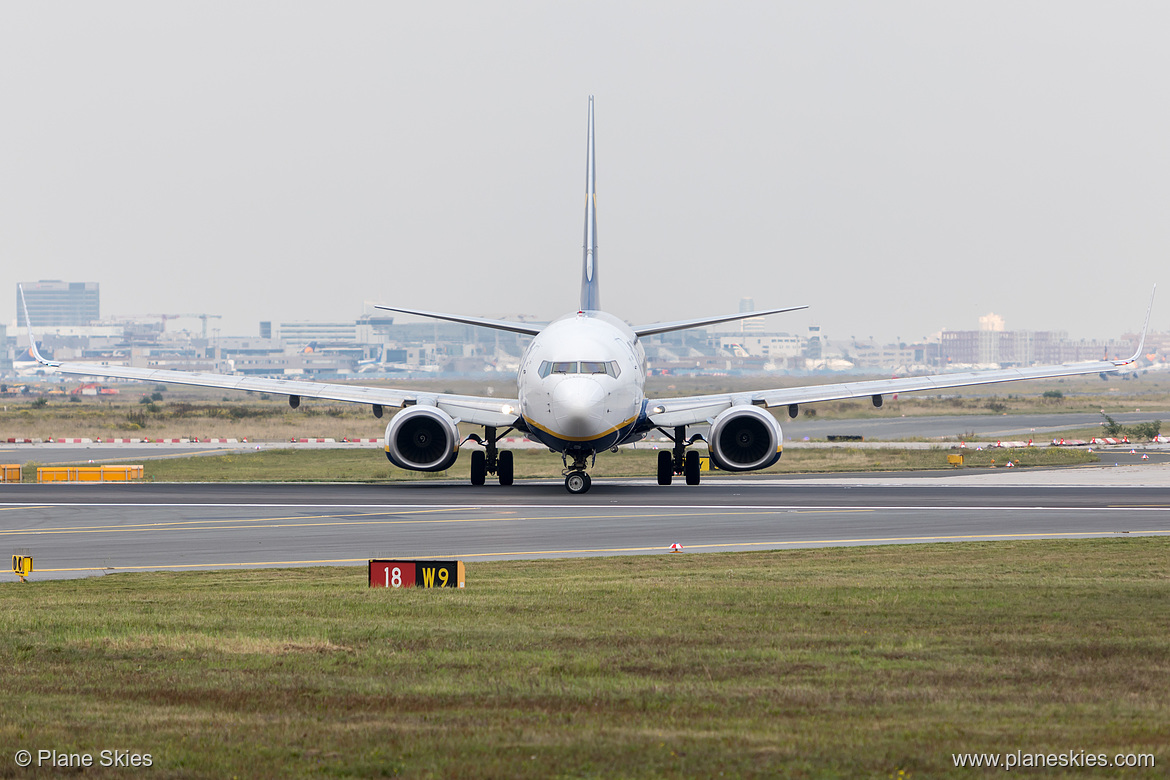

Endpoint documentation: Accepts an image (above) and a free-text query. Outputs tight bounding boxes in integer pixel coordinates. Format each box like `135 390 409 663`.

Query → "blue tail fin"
580 96 600 311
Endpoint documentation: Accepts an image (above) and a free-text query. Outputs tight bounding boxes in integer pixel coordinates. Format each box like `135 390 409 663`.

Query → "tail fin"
580 96 600 311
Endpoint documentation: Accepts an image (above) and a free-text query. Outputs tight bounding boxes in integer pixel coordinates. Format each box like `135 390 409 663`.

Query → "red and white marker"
669 543 683 553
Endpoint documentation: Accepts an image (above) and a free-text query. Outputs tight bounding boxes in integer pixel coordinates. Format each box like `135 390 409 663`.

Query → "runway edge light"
369 559 465 589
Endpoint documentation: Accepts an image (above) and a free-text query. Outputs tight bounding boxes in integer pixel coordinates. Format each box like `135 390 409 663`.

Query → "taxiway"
2 465 1167 580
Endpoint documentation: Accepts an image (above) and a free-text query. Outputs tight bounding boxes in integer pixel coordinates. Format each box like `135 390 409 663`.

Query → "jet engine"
384 406 460 472
708 405 783 472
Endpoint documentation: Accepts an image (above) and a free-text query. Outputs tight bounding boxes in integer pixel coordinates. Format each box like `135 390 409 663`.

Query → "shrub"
1131 420 1162 441
1101 413 1123 437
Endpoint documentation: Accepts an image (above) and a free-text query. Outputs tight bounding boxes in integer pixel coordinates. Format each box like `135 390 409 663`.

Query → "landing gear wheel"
657 450 673 486
498 450 514 486
470 450 487 486
685 450 701 485
565 471 591 494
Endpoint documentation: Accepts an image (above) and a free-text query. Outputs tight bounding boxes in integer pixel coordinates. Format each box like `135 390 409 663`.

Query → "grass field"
1 539 1165 778
24 444 1100 482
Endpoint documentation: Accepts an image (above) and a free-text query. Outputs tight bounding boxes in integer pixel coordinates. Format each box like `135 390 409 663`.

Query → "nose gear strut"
561 451 595 494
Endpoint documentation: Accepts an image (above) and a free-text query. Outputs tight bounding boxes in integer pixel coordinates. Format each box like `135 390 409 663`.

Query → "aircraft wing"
29 358 520 428
28 358 521 428
647 358 1129 427
648 287 1155 428
18 287 520 428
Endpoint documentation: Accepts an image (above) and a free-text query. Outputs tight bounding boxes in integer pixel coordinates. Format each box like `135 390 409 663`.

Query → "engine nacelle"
384 406 460 472
708 405 783 472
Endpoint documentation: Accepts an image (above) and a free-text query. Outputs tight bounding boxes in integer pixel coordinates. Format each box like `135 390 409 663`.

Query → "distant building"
939 328 1130 366
18 280 100 327
738 297 765 333
0 323 10 372
805 325 823 360
979 312 1005 332
712 333 804 360
275 321 359 346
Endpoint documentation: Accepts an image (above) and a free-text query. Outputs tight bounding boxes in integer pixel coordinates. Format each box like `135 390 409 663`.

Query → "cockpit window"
538 360 620 378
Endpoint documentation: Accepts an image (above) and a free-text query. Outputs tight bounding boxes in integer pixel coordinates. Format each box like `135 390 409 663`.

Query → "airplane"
22 97 1154 494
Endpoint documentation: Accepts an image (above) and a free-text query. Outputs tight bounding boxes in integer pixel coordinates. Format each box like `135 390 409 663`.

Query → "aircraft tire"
498 450 514 486
565 471 591 494
685 450 701 485
470 450 487 486
657 450 673 486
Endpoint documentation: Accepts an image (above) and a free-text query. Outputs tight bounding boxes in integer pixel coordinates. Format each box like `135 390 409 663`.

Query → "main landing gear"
656 425 703 486
466 426 514 486
562 452 594 494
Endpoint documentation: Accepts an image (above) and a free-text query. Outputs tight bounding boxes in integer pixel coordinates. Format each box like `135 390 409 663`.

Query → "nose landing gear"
562 451 595 494
564 470 591 494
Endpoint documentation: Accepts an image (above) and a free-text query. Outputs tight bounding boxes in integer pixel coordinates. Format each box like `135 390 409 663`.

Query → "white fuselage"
518 311 646 454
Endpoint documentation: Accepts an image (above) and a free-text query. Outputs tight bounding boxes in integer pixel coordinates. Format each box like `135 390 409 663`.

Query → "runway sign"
369 559 465 589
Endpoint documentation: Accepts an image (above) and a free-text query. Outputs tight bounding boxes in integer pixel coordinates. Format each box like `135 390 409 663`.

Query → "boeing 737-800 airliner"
23 97 1153 493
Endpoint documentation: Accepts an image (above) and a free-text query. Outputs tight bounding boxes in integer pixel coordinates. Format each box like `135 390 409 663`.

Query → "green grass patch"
1 539 1166 777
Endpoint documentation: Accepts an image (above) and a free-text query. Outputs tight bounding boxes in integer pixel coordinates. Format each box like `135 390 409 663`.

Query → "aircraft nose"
551 377 606 438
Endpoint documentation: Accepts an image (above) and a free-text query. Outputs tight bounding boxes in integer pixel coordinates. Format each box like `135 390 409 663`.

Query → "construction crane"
146 313 223 338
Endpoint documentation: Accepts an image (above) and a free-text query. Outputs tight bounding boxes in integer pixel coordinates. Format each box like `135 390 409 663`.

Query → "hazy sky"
3 2 1168 343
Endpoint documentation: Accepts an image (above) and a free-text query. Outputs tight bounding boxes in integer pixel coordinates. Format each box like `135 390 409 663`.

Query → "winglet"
18 284 60 367
1115 283 1156 367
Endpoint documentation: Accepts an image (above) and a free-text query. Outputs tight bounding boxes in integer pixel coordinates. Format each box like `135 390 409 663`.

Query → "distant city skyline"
6 277 1146 347
3 3 1167 342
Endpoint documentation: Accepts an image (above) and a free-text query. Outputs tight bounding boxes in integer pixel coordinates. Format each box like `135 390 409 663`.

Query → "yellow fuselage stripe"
522 414 637 443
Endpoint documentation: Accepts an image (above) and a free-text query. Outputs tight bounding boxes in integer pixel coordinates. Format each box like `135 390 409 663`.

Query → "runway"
3 467 1168 580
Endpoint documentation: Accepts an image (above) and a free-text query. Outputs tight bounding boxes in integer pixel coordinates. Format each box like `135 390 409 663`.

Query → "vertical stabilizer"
580 96 600 311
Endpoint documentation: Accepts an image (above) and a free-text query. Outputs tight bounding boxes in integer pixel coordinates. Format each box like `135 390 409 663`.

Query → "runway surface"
3 467 1168 580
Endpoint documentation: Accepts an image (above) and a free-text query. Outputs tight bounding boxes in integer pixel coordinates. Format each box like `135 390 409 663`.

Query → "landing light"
501 404 515 415
651 405 665 415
